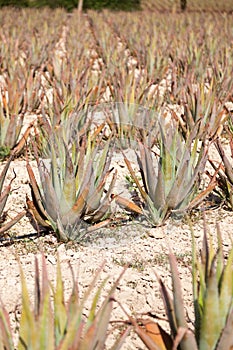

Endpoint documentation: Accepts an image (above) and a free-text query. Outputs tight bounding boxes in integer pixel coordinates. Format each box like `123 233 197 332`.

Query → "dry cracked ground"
0 143 233 349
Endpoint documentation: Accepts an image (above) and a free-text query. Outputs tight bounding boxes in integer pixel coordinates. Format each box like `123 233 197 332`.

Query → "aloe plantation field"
0 2 233 349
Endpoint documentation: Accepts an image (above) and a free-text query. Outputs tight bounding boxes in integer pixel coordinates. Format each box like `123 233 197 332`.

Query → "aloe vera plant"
0 255 129 349
0 71 33 158
0 156 25 235
179 81 229 140
209 135 233 210
129 220 233 349
35 102 90 158
107 102 159 149
27 132 116 242
0 112 32 158
192 224 233 349
123 122 213 225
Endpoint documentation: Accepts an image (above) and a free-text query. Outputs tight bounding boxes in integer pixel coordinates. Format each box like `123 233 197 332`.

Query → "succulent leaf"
0 156 25 235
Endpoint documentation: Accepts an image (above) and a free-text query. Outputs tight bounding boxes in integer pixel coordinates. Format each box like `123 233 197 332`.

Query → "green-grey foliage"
83 0 141 11
0 0 141 10
0 256 129 349
124 122 211 225
27 132 116 242
129 221 233 349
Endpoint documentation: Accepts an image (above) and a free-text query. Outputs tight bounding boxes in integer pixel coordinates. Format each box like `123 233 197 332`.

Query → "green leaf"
39 162 60 221
60 144 76 215
53 257 68 346
199 268 220 350
138 142 156 198
169 253 189 330
157 276 177 338
18 265 37 350
0 303 14 350
216 309 233 350
218 247 233 331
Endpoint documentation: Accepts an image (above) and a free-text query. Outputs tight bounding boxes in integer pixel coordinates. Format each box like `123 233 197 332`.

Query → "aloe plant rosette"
129 222 233 349
27 132 116 242
124 122 212 226
0 255 129 349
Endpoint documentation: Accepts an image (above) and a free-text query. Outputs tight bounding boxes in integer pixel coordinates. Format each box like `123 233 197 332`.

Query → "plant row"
1 100 233 242
0 8 233 241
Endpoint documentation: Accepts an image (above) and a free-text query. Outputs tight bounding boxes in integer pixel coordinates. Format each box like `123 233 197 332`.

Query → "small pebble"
147 228 165 239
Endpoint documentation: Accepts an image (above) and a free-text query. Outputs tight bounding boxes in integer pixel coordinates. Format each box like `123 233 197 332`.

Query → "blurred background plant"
0 68 33 158
34 101 92 157
92 102 159 150
177 79 231 141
